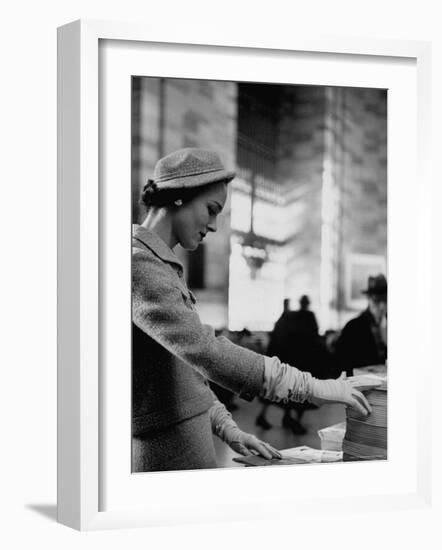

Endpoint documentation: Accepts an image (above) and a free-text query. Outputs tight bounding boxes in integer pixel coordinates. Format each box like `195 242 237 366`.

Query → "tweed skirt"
132 410 218 472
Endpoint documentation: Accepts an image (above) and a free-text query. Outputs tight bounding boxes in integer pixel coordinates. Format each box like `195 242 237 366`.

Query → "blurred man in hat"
335 274 387 376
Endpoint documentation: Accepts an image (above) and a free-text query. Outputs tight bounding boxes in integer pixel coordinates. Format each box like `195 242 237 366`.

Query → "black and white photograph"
130 77 388 473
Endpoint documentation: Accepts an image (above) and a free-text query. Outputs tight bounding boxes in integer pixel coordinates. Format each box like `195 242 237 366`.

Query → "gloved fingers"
259 441 282 459
346 396 368 416
250 440 273 460
244 436 274 460
231 441 253 456
347 393 370 416
352 389 372 414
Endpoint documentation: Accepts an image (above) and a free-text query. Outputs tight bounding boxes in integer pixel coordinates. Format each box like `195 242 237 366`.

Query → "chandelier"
240 175 269 278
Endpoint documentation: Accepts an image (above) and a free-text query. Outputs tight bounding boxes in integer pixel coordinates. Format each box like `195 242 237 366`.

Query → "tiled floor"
213 397 346 468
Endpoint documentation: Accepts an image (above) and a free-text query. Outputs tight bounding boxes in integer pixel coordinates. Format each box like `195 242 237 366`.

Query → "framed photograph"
57 19 432 530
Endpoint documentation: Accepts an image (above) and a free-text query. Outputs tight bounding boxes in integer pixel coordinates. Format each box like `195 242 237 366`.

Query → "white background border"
2 1 440 547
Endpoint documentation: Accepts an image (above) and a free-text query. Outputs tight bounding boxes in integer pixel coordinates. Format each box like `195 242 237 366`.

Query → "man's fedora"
361 274 387 297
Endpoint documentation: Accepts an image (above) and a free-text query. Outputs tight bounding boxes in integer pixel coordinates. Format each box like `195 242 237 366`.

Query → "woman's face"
171 181 227 250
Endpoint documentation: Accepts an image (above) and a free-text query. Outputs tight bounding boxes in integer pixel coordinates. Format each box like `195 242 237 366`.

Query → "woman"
132 148 374 472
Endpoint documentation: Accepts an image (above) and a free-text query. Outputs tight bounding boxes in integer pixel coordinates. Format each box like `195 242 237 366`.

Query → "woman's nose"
207 220 217 232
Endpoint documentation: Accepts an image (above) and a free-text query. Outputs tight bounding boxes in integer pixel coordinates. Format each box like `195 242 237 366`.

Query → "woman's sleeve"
209 393 242 442
132 248 264 400
261 356 313 403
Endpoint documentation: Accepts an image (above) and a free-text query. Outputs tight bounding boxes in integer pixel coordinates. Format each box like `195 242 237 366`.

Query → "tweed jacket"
132 225 265 436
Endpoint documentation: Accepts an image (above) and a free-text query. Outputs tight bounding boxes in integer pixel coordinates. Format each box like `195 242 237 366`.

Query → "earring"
174 199 183 206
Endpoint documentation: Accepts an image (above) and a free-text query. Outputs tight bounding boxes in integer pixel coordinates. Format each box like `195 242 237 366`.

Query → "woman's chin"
183 240 199 251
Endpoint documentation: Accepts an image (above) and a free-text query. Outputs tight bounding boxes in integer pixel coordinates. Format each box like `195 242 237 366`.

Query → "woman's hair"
140 178 228 210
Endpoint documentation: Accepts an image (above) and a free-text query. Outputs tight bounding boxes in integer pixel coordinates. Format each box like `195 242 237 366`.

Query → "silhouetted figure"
256 296 335 435
267 296 318 369
335 274 387 376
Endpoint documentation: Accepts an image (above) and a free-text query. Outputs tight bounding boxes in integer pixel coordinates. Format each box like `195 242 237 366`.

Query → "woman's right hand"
260 357 383 416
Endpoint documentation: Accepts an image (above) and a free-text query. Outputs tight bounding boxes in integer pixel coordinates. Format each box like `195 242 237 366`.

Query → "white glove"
228 431 282 459
210 397 281 460
260 357 313 404
310 375 373 416
261 357 379 416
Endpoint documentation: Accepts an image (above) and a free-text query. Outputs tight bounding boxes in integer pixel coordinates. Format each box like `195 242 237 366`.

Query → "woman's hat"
361 274 387 297
153 148 236 190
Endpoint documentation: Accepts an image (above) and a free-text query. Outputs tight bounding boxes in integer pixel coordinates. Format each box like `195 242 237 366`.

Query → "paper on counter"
348 374 387 391
232 446 343 466
280 445 343 463
232 455 308 467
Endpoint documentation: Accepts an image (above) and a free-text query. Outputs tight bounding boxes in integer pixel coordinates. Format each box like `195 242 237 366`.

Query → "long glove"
261 357 378 417
209 397 281 460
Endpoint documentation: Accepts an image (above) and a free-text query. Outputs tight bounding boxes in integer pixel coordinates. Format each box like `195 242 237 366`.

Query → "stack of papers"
353 364 387 376
343 383 388 461
347 389 388 426
317 421 346 451
281 446 343 463
348 373 387 391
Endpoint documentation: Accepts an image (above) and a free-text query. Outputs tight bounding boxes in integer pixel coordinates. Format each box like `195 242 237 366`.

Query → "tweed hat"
361 274 387 297
152 148 236 190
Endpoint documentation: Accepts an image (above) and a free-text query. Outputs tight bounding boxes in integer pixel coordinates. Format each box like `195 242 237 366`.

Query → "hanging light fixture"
241 172 268 278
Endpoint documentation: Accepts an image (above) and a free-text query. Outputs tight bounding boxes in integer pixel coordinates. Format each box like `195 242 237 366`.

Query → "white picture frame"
57 19 432 531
